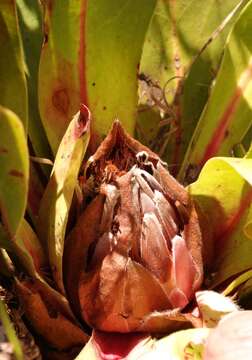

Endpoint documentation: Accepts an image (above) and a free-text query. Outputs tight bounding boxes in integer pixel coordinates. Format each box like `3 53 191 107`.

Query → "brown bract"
64 121 203 333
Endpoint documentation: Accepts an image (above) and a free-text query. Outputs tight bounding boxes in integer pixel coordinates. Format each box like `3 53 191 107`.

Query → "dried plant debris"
0 284 41 360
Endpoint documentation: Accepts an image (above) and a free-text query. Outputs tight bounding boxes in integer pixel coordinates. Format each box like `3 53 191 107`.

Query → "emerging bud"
64 121 203 332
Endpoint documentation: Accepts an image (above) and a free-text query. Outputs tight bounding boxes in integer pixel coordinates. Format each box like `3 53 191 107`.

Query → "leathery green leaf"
222 268 252 296
140 0 245 168
245 142 252 158
189 157 252 288
0 0 28 131
13 218 47 279
0 107 29 247
39 0 156 154
243 126 252 152
27 161 46 224
0 249 13 277
38 106 90 293
0 299 23 360
85 1 156 146
141 0 244 92
39 1 85 154
180 1 252 181
16 0 51 159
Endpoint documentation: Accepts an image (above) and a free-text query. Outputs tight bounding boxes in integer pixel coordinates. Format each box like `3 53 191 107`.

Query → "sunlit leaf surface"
39 0 156 154
0 107 29 247
0 0 28 131
180 1 252 180
189 157 252 287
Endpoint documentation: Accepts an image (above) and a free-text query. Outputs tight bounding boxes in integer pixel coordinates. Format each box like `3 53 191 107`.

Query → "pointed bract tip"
75 104 91 136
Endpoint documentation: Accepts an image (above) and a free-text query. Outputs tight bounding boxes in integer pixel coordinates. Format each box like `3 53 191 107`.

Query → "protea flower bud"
64 121 203 333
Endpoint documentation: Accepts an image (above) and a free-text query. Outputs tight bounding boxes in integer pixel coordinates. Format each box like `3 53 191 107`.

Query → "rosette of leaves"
0 0 252 359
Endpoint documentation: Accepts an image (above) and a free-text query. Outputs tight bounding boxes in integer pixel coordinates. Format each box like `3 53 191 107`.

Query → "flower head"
64 121 203 332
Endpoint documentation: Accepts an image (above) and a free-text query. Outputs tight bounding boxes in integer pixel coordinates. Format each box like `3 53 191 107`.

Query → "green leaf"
85 1 156 144
0 299 23 360
0 107 29 246
0 218 46 295
1 217 48 282
189 157 252 288
135 106 161 149
27 161 46 223
180 1 252 181
38 107 90 293
0 249 13 277
16 0 51 159
234 273 252 305
223 268 252 296
140 0 245 168
39 0 156 154
0 108 47 282
141 0 244 90
12 218 47 279
243 126 252 153
38 0 84 154
245 142 252 158
0 0 28 131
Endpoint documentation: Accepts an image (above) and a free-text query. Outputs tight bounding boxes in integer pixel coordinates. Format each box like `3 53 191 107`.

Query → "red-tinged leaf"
0 107 29 247
140 0 245 170
27 161 45 222
141 0 244 94
38 1 83 154
39 0 156 154
189 157 252 288
12 218 47 278
2 219 77 331
38 107 90 294
1 214 78 324
0 0 28 131
179 1 252 181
